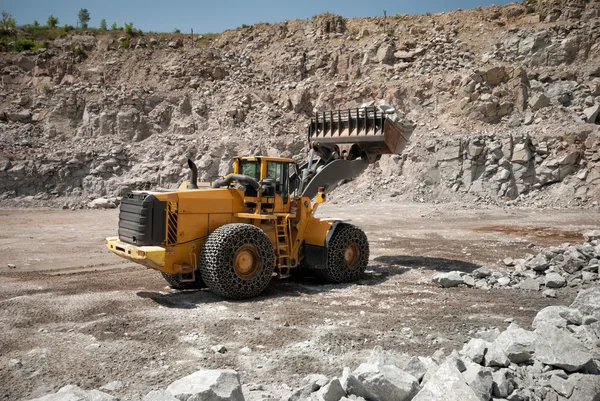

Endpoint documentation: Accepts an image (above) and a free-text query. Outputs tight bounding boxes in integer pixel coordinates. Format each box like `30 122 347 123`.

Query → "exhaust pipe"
212 174 260 191
187 159 198 189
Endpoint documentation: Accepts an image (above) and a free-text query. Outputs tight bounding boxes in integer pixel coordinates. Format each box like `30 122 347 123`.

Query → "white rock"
534 323 595 372
412 361 481 401
570 285 600 319
211 344 227 354
99 381 123 392
340 367 370 399
403 356 437 382
461 360 493 401
583 230 600 242
143 390 180 401
7 359 22 370
87 197 117 209
26 385 118 401
545 272 566 288
315 378 346 401
461 338 488 364
583 104 600 123
166 369 244 401
486 324 537 365
491 369 514 398
353 363 420 401
432 271 464 288
472 266 491 278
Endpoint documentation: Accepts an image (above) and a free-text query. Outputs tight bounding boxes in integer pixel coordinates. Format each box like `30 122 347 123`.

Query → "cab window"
240 160 260 179
266 161 289 203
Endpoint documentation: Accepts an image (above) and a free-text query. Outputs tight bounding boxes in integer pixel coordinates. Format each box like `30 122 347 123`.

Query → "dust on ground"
1 201 599 400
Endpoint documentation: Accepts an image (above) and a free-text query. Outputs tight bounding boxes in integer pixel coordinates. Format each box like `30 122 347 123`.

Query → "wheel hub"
344 243 360 267
234 245 260 279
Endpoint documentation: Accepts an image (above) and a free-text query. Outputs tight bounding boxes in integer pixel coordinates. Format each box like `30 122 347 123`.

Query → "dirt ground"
1 201 599 401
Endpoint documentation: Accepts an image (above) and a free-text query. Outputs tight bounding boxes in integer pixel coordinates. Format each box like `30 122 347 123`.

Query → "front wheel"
316 223 369 283
200 223 275 299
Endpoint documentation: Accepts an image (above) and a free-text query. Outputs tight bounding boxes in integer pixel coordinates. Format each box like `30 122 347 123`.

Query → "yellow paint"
105 237 165 269
105 156 339 277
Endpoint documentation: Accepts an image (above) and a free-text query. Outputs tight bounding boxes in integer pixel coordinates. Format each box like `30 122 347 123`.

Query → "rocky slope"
1 0 600 207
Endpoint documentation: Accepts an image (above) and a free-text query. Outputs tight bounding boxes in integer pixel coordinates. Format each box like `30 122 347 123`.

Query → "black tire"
200 223 275 299
316 223 369 283
161 272 206 290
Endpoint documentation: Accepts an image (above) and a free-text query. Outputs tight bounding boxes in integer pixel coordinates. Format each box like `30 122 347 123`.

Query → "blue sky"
4 0 515 33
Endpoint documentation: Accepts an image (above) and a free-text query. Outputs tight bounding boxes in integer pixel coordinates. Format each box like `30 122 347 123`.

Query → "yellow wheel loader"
105 106 414 299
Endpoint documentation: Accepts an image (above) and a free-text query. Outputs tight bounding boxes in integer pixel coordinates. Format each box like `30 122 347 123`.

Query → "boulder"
7 110 32 123
340 367 370 399
460 338 488 364
289 374 330 401
583 230 600 242
166 369 244 401
570 286 600 320
545 272 566 288
525 253 549 271
487 324 537 365
353 363 420 401
403 356 437 382
87 197 117 209
534 323 594 372
583 104 600 124
376 44 396 65
549 374 574 398
412 361 481 401
529 93 550 110
472 266 491 278
143 390 180 401
316 378 346 401
518 278 540 291
26 385 117 401
461 360 493 401
168 39 183 48
564 373 600 401
532 305 571 329
473 328 501 343
491 369 514 399
432 271 464 288
463 275 475 287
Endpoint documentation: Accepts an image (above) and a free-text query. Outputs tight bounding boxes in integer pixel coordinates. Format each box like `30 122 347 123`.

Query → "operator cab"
234 156 294 213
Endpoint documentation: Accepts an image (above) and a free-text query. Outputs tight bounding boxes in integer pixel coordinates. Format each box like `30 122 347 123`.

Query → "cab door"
266 161 290 213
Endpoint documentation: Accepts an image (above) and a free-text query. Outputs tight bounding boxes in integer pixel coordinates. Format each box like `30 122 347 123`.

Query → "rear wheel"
161 272 206 290
316 223 369 283
200 223 275 299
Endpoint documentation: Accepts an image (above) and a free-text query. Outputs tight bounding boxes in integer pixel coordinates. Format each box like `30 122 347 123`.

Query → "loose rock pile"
28 286 600 401
433 230 600 295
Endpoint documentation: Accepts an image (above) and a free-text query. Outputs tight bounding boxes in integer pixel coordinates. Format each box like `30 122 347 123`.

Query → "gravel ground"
1 201 599 400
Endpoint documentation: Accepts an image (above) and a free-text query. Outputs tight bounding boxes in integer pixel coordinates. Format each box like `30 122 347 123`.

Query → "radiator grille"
166 202 178 245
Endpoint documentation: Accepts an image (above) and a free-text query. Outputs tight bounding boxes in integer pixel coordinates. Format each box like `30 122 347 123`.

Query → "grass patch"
14 38 43 52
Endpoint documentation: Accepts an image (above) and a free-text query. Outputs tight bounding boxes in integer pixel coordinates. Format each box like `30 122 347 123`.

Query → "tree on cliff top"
78 8 90 29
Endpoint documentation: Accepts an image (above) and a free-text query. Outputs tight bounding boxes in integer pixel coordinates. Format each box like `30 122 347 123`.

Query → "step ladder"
275 217 291 278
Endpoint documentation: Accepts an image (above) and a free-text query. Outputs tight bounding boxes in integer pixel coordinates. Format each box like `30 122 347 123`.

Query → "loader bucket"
307 106 415 163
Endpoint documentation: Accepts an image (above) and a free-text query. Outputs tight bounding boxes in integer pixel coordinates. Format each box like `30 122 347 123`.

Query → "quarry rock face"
0 0 599 208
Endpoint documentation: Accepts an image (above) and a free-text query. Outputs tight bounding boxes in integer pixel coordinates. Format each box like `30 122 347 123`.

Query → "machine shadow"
135 263 403 308
374 254 482 273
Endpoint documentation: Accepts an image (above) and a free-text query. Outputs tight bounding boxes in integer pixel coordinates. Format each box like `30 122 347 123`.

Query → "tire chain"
317 223 370 283
200 223 275 299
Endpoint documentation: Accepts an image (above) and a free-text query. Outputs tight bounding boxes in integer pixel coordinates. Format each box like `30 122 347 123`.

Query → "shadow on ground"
136 256 480 308
374 255 482 273
136 263 399 308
